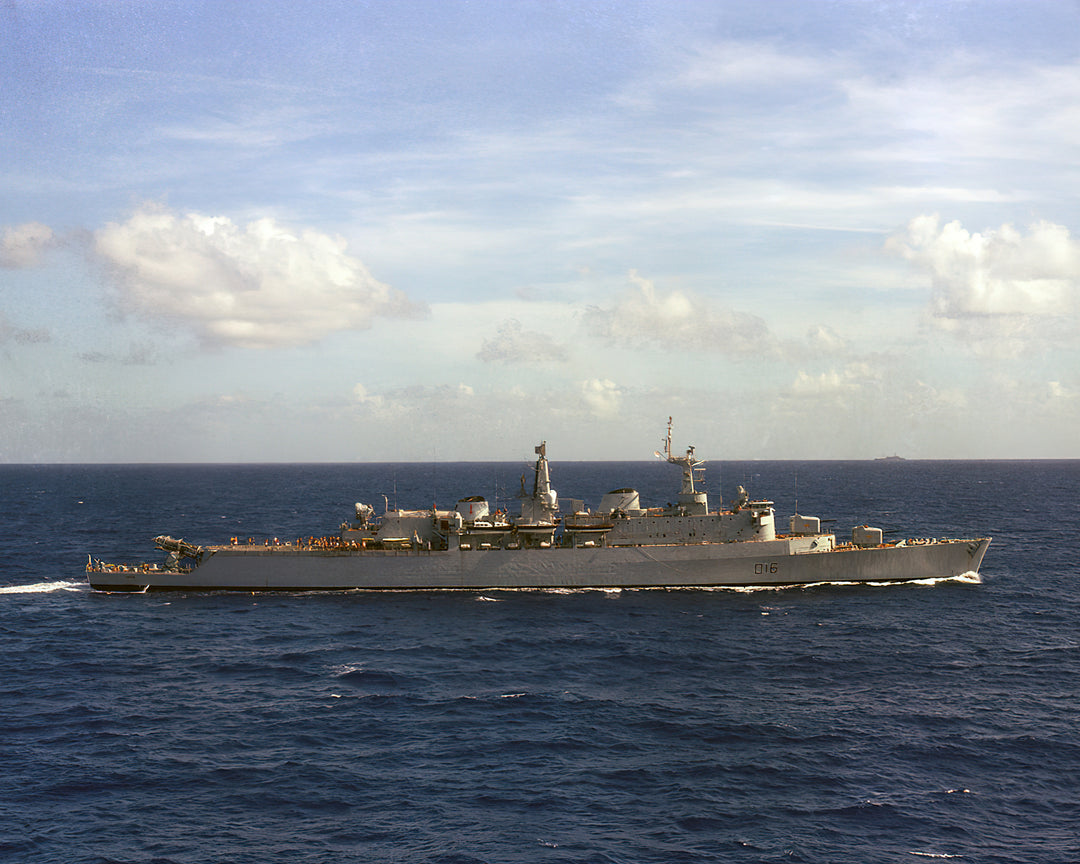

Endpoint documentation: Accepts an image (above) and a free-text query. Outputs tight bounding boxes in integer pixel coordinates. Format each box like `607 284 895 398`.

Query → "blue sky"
3 0 1079 461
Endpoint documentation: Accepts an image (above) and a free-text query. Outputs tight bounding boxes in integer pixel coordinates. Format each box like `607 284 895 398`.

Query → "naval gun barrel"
153 535 204 559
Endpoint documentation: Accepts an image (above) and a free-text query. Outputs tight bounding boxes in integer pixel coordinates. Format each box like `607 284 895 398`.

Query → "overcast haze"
3 0 1079 462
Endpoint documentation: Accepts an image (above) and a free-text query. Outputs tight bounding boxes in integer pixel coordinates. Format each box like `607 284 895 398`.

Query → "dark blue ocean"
2 459 1078 863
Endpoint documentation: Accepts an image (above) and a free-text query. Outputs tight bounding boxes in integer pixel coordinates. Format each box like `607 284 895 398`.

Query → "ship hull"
87 537 990 592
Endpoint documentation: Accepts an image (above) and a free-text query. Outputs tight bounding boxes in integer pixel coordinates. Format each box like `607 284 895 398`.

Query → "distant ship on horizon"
874 455 907 462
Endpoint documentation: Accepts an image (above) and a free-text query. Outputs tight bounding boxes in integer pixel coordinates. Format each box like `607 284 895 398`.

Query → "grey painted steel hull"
88 536 991 592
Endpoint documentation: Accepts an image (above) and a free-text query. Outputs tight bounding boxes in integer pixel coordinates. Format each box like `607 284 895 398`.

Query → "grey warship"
87 420 990 592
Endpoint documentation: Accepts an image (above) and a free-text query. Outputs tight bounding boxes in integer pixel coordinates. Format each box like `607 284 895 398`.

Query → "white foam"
329 663 365 677
0 580 86 594
699 573 983 593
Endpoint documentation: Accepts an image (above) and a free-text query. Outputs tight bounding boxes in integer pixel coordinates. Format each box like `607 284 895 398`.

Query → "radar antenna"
654 417 706 495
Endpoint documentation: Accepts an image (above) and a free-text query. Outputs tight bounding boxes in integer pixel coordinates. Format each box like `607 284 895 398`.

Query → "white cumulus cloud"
93 203 427 349
580 378 621 417
805 324 850 356
888 214 1080 356
890 214 1080 317
584 270 774 355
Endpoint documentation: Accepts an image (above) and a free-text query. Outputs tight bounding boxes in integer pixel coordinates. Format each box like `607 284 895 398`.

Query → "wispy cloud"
0 222 55 268
154 105 332 149
351 382 477 427
477 319 569 364
0 314 50 345
78 342 161 366
788 362 882 400
841 59 1080 164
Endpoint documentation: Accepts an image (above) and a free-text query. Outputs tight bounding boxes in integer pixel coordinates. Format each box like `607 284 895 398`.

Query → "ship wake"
1 580 87 594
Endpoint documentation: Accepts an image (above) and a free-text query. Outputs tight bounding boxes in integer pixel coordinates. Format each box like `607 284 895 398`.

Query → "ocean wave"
1 459 1076 864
